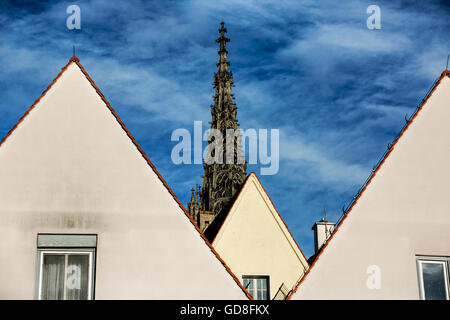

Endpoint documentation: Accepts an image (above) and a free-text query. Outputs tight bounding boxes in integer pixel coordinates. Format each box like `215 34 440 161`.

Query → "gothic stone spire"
216 22 230 75
188 22 247 229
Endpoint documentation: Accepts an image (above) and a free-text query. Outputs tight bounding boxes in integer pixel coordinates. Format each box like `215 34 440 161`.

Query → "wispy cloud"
0 0 448 256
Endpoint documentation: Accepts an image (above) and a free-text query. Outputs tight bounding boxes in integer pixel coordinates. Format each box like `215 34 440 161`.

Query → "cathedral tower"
188 22 247 231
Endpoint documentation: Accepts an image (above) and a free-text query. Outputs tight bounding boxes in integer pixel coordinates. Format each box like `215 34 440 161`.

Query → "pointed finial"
70 45 79 62
216 21 230 47
219 22 226 36
190 188 196 202
216 22 230 73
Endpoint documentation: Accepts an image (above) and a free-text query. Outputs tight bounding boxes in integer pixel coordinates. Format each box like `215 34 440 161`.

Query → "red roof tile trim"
0 57 252 300
286 69 450 300
211 172 309 269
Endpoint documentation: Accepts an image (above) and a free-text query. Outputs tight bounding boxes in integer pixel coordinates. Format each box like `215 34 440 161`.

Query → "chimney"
312 218 335 254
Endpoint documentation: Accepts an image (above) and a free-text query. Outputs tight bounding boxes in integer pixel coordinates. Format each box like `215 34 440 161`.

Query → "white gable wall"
291 74 450 299
213 174 309 299
0 62 247 299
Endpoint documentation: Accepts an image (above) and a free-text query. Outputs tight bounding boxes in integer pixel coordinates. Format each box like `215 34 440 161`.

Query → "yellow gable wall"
213 173 309 299
291 74 450 299
0 61 247 299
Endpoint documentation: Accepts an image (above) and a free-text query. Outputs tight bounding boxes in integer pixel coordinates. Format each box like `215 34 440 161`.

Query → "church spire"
216 22 230 74
188 22 247 230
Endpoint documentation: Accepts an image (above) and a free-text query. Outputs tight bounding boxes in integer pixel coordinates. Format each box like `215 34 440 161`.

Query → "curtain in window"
41 253 90 300
41 255 65 300
66 255 89 300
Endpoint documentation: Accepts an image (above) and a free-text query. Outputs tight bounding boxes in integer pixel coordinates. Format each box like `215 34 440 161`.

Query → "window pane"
257 279 262 290
261 278 268 300
243 277 270 300
257 290 262 300
243 278 254 298
422 262 447 300
247 279 253 292
66 254 90 300
262 279 267 289
41 254 65 300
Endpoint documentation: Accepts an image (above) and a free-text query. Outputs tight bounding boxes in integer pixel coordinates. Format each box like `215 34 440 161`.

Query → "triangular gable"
210 172 309 298
0 57 251 299
288 70 450 300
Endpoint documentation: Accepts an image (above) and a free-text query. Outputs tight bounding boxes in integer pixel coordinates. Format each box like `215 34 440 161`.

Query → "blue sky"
0 0 449 257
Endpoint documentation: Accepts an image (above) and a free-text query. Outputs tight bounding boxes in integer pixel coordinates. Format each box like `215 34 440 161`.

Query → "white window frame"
37 249 95 300
416 256 450 300
242 275 270 300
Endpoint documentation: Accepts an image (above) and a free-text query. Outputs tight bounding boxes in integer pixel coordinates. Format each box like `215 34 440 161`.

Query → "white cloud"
279 127 368 187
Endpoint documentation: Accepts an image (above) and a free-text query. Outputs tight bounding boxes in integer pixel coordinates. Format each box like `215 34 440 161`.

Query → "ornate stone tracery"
188 22 247 231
